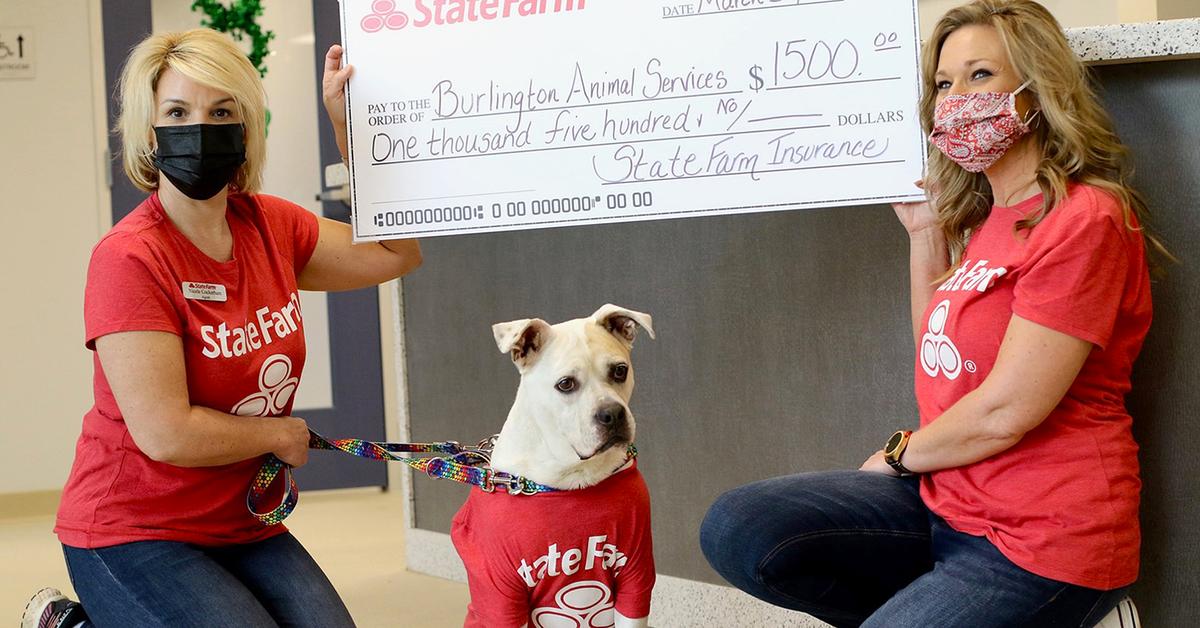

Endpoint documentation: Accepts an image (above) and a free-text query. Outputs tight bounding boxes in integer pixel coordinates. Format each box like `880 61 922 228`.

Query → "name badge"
182 281 228 302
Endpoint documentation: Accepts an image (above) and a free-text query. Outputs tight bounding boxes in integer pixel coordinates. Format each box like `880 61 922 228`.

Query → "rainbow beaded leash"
248 430 636 525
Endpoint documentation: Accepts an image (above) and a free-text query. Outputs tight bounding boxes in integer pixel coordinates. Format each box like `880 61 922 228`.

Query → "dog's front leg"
615 611 649 628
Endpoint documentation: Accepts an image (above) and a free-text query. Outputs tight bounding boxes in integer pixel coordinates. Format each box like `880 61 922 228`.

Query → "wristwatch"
883 430 915 476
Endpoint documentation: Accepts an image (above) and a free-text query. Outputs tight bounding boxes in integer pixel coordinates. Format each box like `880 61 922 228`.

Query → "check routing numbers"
341 0 926 240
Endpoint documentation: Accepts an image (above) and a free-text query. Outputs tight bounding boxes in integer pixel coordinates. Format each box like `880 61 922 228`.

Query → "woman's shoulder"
1054 183 1126 227
230 193 320 246
229 192 319 235
1029 183 1141 254
230 192 309 217
93 196 171 260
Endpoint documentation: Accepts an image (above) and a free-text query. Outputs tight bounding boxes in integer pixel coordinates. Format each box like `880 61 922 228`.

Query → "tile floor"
2 488 470 627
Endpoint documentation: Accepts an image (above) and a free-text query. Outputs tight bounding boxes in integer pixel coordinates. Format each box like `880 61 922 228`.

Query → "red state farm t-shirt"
916 184 1151 590
451 462 655 628
55 192 319 548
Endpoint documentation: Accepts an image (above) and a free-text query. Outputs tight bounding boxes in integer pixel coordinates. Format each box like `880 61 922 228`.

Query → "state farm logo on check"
360 0 587 32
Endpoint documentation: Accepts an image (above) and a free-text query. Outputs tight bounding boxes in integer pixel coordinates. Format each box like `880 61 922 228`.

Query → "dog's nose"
594 404 627 428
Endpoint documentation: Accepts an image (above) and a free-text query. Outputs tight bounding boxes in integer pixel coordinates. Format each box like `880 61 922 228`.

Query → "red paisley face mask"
929 80 1036 173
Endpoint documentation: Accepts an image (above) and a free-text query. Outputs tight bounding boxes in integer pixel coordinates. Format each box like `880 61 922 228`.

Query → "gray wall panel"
404 59 1200 624
1097 59 1200 624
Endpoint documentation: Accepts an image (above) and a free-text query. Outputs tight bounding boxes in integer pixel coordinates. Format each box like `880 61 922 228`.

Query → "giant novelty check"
340 0 925 240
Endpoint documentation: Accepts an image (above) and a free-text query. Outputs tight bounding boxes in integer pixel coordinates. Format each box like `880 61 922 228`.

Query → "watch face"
886 431 904 454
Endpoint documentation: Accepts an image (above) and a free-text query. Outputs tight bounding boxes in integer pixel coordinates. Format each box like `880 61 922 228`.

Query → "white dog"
451 304 656 628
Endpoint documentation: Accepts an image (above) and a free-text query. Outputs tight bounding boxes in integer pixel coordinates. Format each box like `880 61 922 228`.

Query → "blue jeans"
700 471 1128 627
63 532 354 628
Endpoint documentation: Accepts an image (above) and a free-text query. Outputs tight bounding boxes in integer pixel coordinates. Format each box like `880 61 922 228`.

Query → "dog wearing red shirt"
451 305 657 628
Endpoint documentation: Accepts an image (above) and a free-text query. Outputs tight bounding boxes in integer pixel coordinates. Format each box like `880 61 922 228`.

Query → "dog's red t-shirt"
55 192 319 548
916 184 1150 590
451 462 655 628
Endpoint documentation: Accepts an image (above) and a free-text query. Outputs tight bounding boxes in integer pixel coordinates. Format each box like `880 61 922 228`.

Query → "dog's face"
492 305 654 475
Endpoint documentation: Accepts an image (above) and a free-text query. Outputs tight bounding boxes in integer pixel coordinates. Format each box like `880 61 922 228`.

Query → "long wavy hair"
921 0 1170 270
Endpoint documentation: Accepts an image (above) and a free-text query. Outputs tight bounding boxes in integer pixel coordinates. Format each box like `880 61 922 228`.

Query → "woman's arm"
312 43 423 291
892 186 949 346
96 331 312 468
904 226 949 344
862 314 1093 474
297 217 421 291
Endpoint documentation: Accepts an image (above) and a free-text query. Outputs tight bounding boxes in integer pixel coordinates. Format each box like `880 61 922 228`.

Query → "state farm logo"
361 0 409 32
531 581 616 628
233 354 300 417
920 300 977 380
359 0 587 33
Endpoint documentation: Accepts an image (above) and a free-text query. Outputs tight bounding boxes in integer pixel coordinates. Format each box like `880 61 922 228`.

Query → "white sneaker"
20 588 88 628
1093 597 1140 628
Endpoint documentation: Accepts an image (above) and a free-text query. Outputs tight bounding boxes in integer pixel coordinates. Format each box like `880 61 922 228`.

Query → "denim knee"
700 486 759 585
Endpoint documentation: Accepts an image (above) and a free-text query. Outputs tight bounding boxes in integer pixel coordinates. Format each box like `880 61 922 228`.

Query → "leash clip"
487 472 524 495
474 434 499 453
449 450 489 466
503 475 541 496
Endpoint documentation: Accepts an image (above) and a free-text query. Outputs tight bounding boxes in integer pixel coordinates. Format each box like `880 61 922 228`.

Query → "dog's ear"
591 304 655 346
492 318 553 370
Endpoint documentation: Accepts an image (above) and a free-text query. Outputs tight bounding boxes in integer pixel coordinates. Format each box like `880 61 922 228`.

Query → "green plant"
190 0 276 78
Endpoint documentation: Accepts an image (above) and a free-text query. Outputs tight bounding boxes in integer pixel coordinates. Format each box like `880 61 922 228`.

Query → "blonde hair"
118 28 268 194
921 0 1169 270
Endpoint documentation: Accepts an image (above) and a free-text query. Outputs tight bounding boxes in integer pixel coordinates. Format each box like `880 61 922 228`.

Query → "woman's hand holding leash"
273 416 312 468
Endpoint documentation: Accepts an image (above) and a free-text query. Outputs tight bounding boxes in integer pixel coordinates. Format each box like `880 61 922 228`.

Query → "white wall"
918 0 1158 36
0 0 109 493
1158 0 1200 20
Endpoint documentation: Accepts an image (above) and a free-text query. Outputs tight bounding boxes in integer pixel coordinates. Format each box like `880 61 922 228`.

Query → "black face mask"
153 123 247 200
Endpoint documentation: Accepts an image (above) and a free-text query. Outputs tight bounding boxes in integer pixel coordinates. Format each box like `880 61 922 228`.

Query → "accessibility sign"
0 27 35 80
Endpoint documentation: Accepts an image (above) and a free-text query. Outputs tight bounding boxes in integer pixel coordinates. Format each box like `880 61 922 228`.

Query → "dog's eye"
555 377 578 393
611 363 629 383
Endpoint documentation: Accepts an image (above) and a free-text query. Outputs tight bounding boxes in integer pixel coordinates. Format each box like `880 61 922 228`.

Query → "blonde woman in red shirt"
702 1 1163 626
23 29 414 628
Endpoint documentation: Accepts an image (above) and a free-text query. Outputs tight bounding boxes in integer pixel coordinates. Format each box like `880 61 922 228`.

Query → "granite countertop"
1067 17 1200 64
